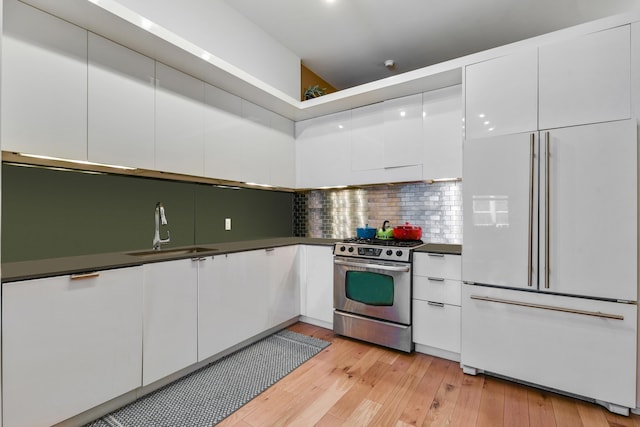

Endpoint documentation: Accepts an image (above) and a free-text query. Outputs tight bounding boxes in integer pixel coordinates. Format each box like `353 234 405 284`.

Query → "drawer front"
413 276 461 306
461 285 637 408
413 299 460 353
414 253 461 280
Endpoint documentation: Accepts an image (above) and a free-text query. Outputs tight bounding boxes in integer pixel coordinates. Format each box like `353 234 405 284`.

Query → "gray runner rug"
86 329 330 427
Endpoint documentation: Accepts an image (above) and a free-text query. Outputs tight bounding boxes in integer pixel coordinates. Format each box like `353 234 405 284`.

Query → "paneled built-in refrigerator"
461 119 638 414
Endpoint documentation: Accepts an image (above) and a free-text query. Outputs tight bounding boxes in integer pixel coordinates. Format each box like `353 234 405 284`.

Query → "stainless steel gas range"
333 238 424 352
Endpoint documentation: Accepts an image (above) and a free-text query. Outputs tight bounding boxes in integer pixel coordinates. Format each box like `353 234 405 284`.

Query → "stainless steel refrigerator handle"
334 259 411 272
528 133 535 287
545 132 551 289
470 295 624 320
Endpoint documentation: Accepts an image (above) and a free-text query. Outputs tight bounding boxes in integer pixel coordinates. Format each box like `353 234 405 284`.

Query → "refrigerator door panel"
462 132 538 289
461 284 637 410
541 120 637 301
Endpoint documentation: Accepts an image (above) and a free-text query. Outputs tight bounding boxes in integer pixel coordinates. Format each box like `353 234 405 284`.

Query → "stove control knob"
386 250 393 256
348 247 354 253
340 246 346 252
396 250 403 257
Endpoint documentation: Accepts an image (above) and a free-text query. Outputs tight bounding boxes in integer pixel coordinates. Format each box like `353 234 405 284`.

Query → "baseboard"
299 315 332 330
414 343 460 362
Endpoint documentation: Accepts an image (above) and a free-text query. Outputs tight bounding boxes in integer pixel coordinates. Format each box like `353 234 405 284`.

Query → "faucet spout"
153 202 171 250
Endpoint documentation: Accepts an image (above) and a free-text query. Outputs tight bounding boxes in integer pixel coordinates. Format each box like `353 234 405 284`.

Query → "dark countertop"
1 237 340 283
415 243 462 255
1 238 461 283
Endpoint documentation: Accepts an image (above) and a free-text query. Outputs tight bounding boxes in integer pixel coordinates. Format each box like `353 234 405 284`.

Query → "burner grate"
342 237 424 248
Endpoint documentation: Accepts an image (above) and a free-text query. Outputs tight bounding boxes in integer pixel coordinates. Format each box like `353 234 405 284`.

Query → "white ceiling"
222 0 640 91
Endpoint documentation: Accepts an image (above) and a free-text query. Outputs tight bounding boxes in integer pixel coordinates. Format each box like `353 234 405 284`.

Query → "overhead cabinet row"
465 24 631 138
2 0 295 187
296 85 463 188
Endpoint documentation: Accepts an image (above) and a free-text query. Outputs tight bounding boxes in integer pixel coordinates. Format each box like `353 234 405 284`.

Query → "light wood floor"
217 322 640 427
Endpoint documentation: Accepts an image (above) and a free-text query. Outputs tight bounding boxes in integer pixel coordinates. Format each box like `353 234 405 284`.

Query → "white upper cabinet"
539 25 631 130
383 93 424 167
465 49 538 139
155 62 205 176
204 88 294 187
88 33 155 169
423 85 463 180
269 113 296 188
239 100 273 185
349 95 424 185
2 0 87 160
466 26 631 138
204 83 244 181
296 110 352 188
350 102 385 172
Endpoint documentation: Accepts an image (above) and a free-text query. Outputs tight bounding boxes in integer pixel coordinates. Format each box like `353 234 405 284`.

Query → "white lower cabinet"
198 247 299 362
299 245 334 327
412 253 462 360
2 267 143 427
413 300 461 354
461 284 637 412
266 246 300 327
142 259 198 386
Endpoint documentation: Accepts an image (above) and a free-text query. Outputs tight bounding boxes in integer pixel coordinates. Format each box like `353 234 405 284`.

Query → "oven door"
334 256 411 325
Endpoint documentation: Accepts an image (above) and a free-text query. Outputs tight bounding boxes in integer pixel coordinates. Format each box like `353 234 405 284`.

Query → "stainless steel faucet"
153 202 171 250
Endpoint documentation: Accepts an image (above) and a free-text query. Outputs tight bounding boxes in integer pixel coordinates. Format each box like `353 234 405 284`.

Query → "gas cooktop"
335 238 424 262
342 237 424 248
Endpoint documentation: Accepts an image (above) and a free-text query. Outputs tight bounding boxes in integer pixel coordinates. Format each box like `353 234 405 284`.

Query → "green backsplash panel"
2 164 294 262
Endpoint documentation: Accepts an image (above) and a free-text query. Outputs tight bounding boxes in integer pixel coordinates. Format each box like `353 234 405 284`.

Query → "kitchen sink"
126 247 218 258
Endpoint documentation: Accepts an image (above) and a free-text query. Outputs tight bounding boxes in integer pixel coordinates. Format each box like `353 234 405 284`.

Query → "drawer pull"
70 272 100 280
191 257 207 262
470 295 624 320
427 277 445 282
265 248 275 252
427 301 445 308
427 253 445 258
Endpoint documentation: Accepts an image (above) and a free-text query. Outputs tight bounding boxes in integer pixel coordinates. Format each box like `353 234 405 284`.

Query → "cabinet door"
155 63 205 176
351 102 385 171
465 49 538 139
541 120 637 301
198 254 244 361
423 85 463 180
266 246 300 327
269 113 296 188
300 245 334 325
383 93 423 167
296 111 351 188
462 132 537 289
414 253 461 281
88 33 155 169
203 83 244 181
462 285 637 409
143 259 198 385
2 0 87 160
539 26 631 130
238 100 272 184
3 268 143 427
413 300 460 353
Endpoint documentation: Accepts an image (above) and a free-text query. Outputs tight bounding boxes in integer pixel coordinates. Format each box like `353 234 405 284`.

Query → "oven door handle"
334 259 410 273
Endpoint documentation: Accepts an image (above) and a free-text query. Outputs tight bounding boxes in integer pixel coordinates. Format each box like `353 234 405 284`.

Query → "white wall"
116 0 301 99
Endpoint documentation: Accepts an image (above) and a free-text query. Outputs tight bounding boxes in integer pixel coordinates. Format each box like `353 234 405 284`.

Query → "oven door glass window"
345 271 394 306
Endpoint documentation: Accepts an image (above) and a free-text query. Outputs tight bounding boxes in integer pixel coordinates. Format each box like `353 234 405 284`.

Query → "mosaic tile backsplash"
294 181 462 244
